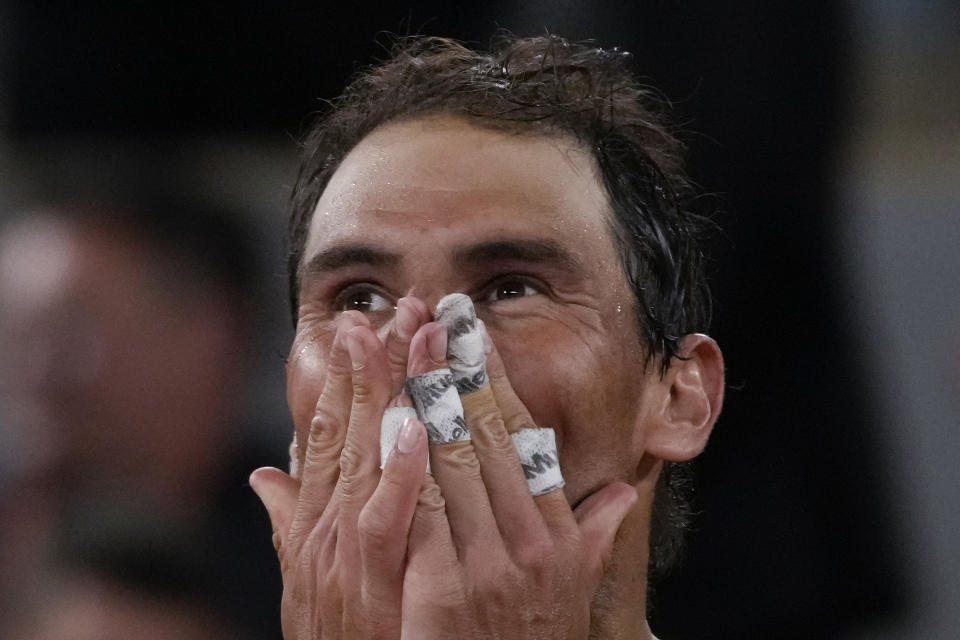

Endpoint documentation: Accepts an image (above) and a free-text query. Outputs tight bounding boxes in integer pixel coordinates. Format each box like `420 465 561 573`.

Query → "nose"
402 287 456 319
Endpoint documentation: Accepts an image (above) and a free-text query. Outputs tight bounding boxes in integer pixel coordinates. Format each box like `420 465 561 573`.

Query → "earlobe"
643 334 724 462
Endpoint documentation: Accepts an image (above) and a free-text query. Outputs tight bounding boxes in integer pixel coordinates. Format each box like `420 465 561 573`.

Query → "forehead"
304 115 615 258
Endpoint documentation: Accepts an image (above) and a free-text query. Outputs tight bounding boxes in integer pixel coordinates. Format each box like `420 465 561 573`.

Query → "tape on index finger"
405 368 470 444
512 427 565 496
435 293 487 394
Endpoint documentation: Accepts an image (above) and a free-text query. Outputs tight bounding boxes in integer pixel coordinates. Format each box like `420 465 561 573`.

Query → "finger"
573 481 638 582
383 296 430 394
335 323 394 560
295 312 369 526
405 323 469 444
434 294 549 546
405 322 502 559
404 476 465 624
379 394 429 472
358 414 428 604
249 467 300 558
484 330 576 535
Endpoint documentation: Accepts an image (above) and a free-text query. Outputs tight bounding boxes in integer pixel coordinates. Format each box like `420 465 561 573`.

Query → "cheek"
286 330 334 443
494 323 645 500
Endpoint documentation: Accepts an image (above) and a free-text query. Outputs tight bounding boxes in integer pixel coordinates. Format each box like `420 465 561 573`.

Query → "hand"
399 310 639 639
250 298 431 639
252 294 638 639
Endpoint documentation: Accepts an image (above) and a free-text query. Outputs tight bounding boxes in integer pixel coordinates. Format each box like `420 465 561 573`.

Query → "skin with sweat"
284 114 694 637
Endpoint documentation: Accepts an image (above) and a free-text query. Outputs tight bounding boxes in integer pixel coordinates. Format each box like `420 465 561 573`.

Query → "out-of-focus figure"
0 198 281 638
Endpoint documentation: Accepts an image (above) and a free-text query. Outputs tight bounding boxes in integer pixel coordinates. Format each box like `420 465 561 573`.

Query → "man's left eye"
339 290 394 312
484 279 540 302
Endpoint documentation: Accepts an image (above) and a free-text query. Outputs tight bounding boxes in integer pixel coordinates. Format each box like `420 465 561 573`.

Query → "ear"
643 334 724 461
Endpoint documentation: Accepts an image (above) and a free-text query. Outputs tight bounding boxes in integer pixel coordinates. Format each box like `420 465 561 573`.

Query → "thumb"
573 481 638 579
250 466 299 554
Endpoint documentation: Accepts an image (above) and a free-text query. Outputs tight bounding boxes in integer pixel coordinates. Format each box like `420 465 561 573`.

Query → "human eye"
334 283 395 313
482 276 543 302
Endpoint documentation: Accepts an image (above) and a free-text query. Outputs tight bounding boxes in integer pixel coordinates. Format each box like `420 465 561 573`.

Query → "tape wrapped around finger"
379 406 430 472
511 427 565 496
288 432 300 477
405 368 471 444
435 293 487 394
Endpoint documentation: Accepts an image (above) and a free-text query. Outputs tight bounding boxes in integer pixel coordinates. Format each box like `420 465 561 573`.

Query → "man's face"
288 115 659 504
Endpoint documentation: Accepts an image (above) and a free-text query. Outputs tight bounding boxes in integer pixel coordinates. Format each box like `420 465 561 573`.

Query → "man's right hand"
250 300 430 639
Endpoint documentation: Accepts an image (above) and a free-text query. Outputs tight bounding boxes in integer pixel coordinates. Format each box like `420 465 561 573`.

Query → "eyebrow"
299 238 582 284
300 245 401 278
452 239 581 273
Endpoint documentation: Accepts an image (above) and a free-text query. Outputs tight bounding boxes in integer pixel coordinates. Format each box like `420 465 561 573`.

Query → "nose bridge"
405 282 450 317
401 244 459 316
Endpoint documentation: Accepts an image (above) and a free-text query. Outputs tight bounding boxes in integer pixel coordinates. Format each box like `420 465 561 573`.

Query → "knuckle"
513 538 555 573
473 562 520 602
385 336 409 365
350 371 372 399
356 505 392 552
461 387 499 417
338 441 364 480
303 443 341 472
350 373 389 408
436 441 482 475
327 353 353 379
416 478 446 511
500 403 532 431
308 405 344 448
476 417 515 455
337 440 377 490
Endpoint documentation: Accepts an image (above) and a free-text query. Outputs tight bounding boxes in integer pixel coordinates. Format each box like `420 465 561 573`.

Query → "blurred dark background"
2 1 958 639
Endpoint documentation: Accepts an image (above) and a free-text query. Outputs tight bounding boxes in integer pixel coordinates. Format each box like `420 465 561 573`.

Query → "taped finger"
436 294 565 498
406 368 470 443
380 395 429 472
435 293 487 394
511 427 564 496
405 322 502 555
405 321 470 444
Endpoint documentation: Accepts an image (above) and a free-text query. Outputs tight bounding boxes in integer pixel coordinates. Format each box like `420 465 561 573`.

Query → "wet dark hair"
287 34 713 578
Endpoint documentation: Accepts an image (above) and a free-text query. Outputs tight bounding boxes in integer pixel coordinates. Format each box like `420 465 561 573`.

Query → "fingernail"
248 470 270 504
397 416 423 453
396 298 417 340
345 330 366 370
426 324 447 363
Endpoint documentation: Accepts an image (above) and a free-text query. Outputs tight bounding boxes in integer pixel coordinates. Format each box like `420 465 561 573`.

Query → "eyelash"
476 274 548 304
328 274 548 314
331 281 395 313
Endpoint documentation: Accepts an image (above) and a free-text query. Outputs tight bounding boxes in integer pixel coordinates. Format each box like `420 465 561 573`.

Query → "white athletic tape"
511 428 565 496
289 432 300 477
435 293 487 394
406 368 471 444
379 406 430 471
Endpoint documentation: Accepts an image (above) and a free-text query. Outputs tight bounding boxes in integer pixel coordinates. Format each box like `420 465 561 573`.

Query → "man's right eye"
336 287 394 312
